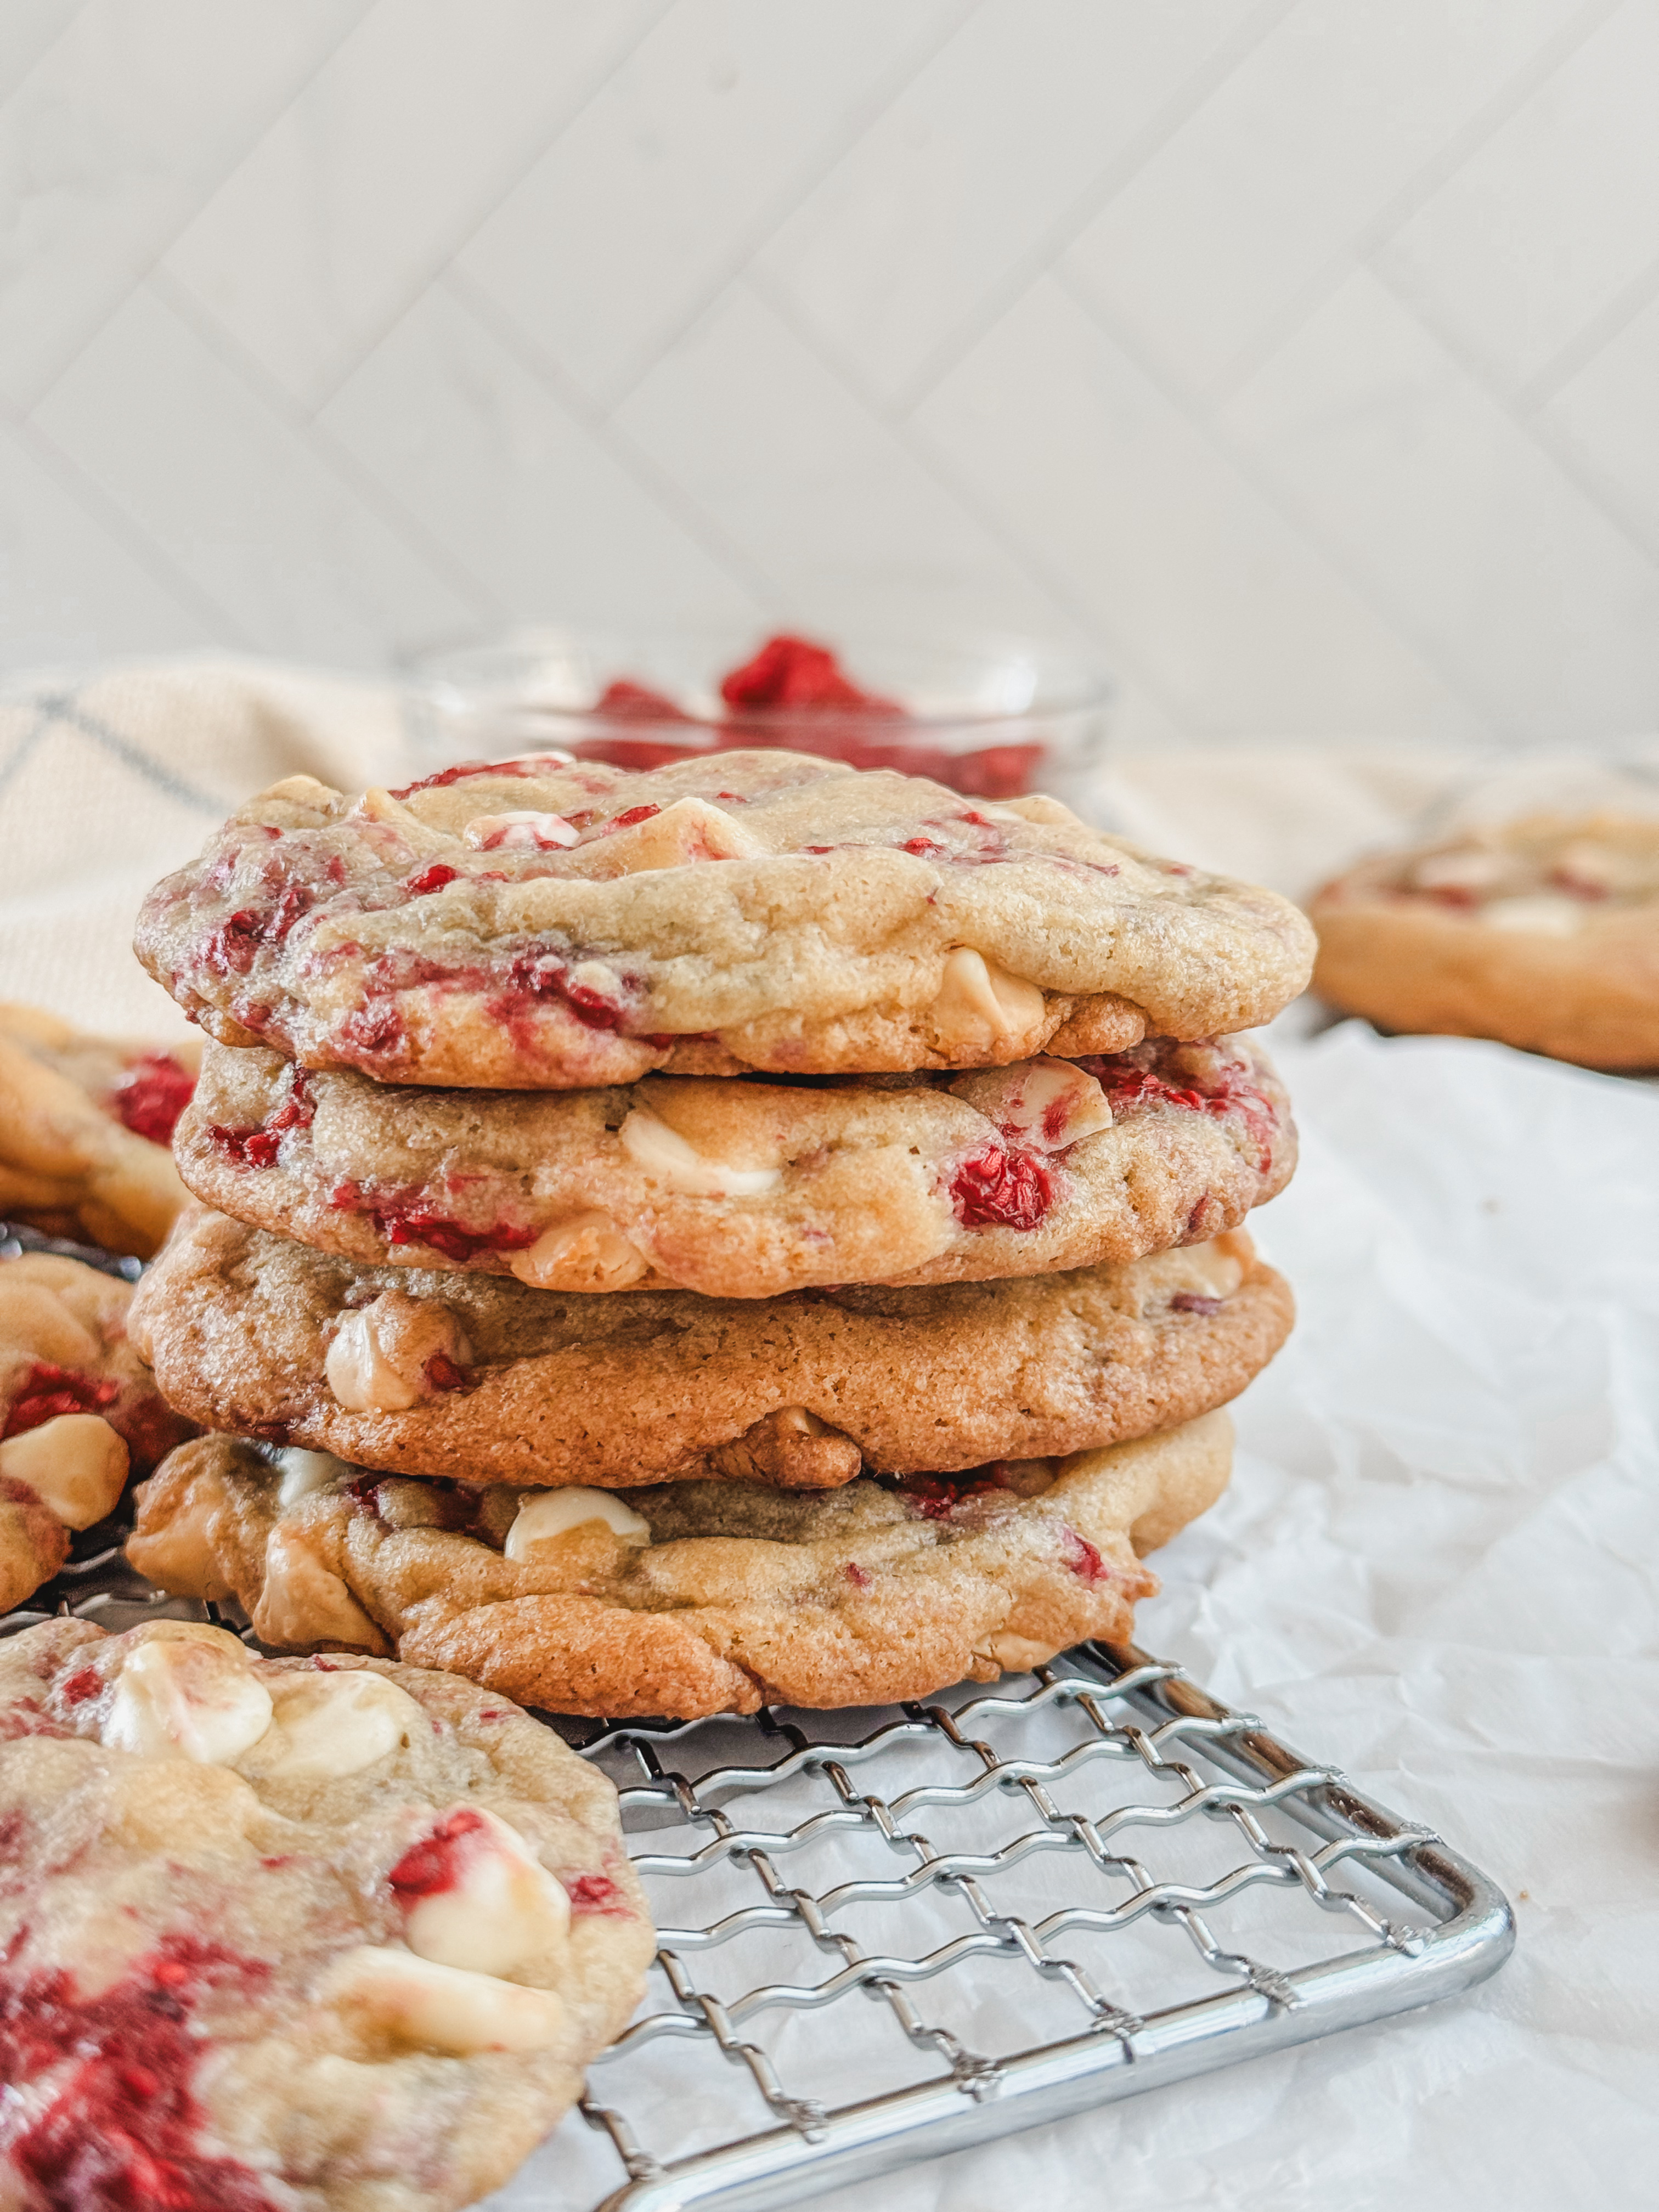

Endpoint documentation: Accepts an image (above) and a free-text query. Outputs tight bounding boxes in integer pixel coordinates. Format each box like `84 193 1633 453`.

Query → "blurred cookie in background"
1308 812 1659 1069
0 1004 200 1255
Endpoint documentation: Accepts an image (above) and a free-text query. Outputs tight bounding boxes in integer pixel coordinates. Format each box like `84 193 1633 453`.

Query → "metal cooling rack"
2 1223 1514 2212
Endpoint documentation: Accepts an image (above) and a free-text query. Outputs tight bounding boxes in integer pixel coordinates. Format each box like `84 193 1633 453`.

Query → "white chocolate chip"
971 1631 1059 1674
928 948 1047 1052
277 1447 352 1508
618 1106 781 1197
1410 848 1508 894
0 1413 128 1530
1482 893 1588 936
462 810 580 852
596 794 759 872
103 1630 274 1765
325 1295 471 1413
320 1945 566 2055
509 1211 652 1293
505 1488 651 1560
394 1805 571 1974
240 1668 422 1782
953 1057 1112 1152
326 1309 419 1413
253 1526 387 1654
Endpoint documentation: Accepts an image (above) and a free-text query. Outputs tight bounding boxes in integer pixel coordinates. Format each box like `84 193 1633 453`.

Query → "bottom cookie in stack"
131 1413 1233 1720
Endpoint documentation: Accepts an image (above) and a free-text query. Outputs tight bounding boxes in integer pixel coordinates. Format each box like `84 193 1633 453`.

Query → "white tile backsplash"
1 0 1657 743
456 0 962 412
1221 269 1659 736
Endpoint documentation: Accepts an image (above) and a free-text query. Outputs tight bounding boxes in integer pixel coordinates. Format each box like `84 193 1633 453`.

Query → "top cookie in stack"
126 752 1313 1717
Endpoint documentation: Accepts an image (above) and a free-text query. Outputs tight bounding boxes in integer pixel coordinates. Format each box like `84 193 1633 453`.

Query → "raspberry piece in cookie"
0 1251 194 1612
134 752 1315 1087
173 1034 1293 1298
1310 810 1659 1068
0 1003 200 1255
129 1414 1233 1719
129 1208 1291 1491
0 1618 653 2210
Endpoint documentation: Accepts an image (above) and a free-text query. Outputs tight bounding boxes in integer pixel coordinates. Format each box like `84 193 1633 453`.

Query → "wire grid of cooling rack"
2 1223 1514 2212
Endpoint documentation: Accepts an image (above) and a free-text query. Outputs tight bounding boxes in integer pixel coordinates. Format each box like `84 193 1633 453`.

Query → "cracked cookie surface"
129 1210 1290 1491
135 752 1314 1087
177 1036 1293 1298
129 1414 1232 1719
0 1002 199 1256
1310 809 1659 1067
0 1617 652 2212
1 1252 195 1614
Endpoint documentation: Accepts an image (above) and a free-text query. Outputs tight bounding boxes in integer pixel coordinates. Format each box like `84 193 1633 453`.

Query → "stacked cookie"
122 751 1314 1718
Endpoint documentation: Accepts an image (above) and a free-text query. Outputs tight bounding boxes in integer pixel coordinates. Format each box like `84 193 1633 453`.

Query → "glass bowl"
402 625 1110 806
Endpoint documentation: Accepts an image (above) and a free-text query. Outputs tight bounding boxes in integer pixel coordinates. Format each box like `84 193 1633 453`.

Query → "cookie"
128 1412 1232 1718
130 1207 1290 1491
177 1035 1294 1299
1310 810 1659 1068
0 1002 199 1256
2 1251 195 1613
0 1617 652 2211
134 752 1316 1087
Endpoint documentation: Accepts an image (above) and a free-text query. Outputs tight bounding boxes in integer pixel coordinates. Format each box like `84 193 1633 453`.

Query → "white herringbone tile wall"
3 0 1658 749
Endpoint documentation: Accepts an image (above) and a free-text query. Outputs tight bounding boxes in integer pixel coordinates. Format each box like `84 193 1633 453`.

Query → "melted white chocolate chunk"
326 1308 419 1413
953 1057 1113 1150
395 1805 571 1974
276 1446 352 1507
320 1945 567 2055
1482 893 1588 936
510 1210 652 1292
619 1106 781 1197
464 810 580 851
506 1488 651 1560
103 1627 274 1765
240 1668 421 1782
929 948 1046 1051
0 1412 128 1529
595 794 759 872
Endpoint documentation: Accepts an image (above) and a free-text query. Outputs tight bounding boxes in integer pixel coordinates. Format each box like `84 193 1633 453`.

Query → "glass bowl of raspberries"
404 627 1110 806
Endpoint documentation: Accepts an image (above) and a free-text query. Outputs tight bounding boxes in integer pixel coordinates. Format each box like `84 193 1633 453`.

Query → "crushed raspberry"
1060 1527 1108 1582
404 862 460 896
0 1700 71 1741
492 949 633 1035
60 1667 103 1706
110 1052 195 1146
331 1183 534 1265
1079 1044 1279 1173
1549 866 1610 900
207 1068 313 1171
594 679 692 723
388 1807 491 1900
389 755 569 800
421 1351 470 1393
566 1872 630 1915
604 803 662 832
900 836 945 855
0 1939 279 2212
3 1362 120 1438
844 1561 872 1588
339 1000 405 1058
719 634 900 715
343 1476 388 1520
948 1144 1054 1232
898 1465 1022 1520
201 909 262 977
1169 1291 1222 1316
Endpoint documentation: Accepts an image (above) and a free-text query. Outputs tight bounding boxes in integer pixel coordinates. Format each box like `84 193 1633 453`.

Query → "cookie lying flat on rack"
0 1002 199 1255
135 751 1316 1087
129 1414 1232 1719
1309 810 1659 1068
178 1036 1294 1297
1 1250 195 1612
0 1618 652 2212
131 1209 1291 1491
